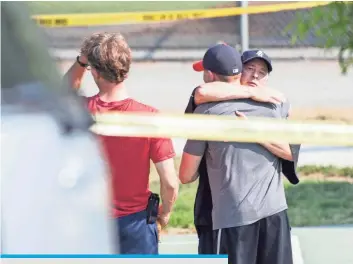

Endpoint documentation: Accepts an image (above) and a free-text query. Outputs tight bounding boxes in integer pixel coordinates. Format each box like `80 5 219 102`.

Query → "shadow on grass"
286 181 353 227
298 165 353 178
151 180 353 228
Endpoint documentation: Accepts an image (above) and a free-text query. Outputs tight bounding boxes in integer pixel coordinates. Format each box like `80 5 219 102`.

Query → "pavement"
159 226 353 264
59 59 353 109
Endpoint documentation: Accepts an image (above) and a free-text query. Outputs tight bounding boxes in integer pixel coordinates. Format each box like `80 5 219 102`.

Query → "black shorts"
196 225 214 254
214 210 293 264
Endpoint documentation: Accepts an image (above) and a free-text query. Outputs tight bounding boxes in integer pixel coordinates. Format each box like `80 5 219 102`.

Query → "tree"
287 1 353 74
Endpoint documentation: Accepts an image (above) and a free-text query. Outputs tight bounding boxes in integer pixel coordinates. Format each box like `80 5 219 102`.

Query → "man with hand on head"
180 44 300 263
63 32 179 254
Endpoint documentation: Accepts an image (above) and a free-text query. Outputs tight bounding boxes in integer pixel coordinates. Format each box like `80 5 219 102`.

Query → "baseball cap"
241 49 273 73
192 44 242 76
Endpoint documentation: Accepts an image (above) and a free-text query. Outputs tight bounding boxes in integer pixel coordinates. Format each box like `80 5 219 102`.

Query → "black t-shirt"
184 88 213 226
184 88 300 227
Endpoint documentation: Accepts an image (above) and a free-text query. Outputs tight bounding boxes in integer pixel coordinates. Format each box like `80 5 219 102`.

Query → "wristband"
76 56 88 68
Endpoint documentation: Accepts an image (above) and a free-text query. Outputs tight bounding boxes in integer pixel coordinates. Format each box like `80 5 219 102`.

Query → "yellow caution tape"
32 1 330 28
90 112 353 146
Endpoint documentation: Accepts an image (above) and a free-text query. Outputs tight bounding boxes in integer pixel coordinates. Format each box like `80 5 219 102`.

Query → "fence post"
240 0 249 52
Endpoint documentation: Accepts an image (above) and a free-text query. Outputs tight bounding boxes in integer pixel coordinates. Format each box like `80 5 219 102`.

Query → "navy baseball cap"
193 44 242 76
242 49 273 73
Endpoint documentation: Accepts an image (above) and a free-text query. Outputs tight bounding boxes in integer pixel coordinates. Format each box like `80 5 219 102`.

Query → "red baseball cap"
192 60 204 72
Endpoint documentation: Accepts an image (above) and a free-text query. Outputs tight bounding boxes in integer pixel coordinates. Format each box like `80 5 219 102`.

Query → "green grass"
27 1 228 15
298 165 353 178
286 181 353 226
151 180 353 229
152 181 198 228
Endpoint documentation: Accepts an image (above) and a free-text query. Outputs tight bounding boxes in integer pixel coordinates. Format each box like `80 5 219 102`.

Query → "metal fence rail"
35 1 332 58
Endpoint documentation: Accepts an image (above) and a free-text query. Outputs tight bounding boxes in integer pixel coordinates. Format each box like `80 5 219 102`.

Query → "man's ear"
208 71 217 82
91 68 100 80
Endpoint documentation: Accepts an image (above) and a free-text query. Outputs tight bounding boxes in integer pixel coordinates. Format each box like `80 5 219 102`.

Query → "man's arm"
194 82 286 105
235 110 293 161
194 83 252 105
278 103 301 184
63 33 101 91
150 136 179 227
258 104 294 160
62 55 88 91
154 158 179 218
259 142 293 161
180 104 208 183
179 152 203 184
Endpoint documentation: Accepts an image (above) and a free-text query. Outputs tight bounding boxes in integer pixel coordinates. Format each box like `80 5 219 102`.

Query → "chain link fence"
249 8 324 48
41 3 327 52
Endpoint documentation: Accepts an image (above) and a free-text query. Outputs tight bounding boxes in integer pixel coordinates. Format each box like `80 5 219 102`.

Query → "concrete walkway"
159 226 353 264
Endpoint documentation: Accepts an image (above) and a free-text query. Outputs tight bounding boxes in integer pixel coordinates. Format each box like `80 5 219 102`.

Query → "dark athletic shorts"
214 210 293 264
196 225 214 254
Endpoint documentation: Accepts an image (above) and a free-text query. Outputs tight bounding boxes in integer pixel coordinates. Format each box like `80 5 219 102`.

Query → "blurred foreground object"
1 2 114 253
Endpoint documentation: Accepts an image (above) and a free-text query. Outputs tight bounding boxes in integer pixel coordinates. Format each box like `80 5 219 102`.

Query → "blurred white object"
1 113 114 254
1 2 115 254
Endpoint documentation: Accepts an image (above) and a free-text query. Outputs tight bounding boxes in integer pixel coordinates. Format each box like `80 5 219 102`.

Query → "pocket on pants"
148 222 158 244
284 210 292 232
